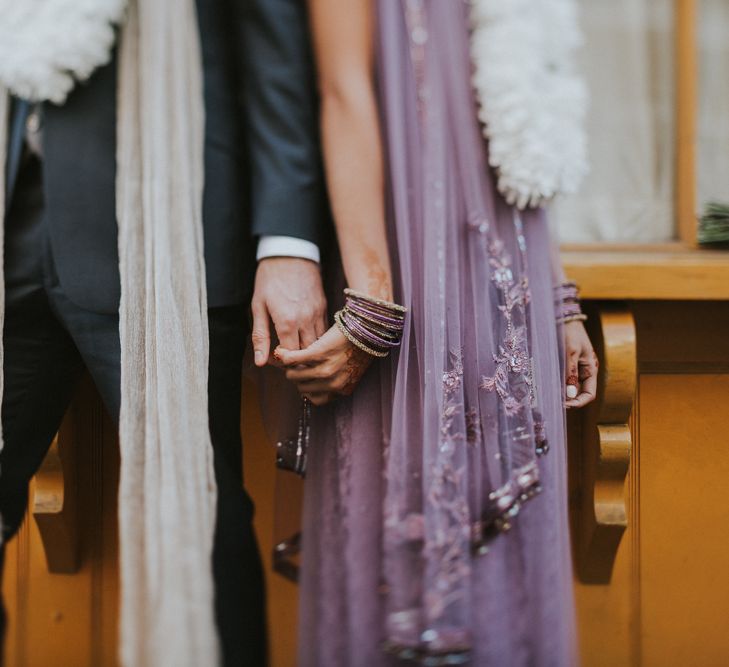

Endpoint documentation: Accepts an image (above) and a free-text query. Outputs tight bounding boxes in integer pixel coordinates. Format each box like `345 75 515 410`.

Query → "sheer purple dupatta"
297 2 576 665
380 1 576 662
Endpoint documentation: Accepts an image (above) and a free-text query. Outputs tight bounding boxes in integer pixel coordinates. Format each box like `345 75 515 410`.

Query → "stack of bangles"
555 281 587 325
334 288 407 358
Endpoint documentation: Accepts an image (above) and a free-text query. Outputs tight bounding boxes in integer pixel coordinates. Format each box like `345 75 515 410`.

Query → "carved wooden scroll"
31 415 80 574
575 304 636 584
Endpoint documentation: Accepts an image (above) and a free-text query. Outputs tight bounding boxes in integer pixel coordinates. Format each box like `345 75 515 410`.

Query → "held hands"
275 326 372 406
266 294 598 410
564 320 598 409
267 287 403 405
251 257 371 406
251 258 328 367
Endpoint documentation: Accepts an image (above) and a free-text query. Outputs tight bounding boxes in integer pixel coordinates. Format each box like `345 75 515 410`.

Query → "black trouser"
1 157 267 666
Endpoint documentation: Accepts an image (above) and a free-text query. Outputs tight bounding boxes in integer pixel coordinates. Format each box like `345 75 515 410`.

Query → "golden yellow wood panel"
574 301 729 667
242 379 299 667
634 301 729 372
562 247 729 301
573 531 636 667
2 378 119 667
1 377 298 667
638 373 729 667
570 382 637 667
5 302 729 667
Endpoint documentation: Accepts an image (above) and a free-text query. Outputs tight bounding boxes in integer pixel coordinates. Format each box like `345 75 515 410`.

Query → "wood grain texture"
639 373 729 666
562 246 729 301
5 298 729 667
573 300 729 667
242 378 299 667
573 304 636 584
31 418 79 574
1 377 119 667
675 0 698 243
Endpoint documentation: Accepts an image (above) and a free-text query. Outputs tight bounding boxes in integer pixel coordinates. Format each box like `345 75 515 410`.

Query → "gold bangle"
341 306 401 341
334 310 390 358
343 288 408 314
559 314 588 325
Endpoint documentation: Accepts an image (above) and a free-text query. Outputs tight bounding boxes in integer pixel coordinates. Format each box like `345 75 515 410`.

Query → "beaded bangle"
346 300 405 328
559 305 584 318
555 281 580 304
344 288 407 314
555 281 587 325
560 313 587 325
341 308 398 348
335 310 390 357
335 289 407 358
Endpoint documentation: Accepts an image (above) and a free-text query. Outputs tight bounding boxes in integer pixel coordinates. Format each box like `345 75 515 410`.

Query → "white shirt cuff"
256 235 321 263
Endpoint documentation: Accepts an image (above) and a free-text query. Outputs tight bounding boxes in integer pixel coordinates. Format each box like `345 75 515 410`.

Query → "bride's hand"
564 320 598 409
274 326 373 406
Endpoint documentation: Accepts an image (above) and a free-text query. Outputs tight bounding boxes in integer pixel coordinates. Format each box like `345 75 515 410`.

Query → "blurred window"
697 0 729 208
556 0 676 243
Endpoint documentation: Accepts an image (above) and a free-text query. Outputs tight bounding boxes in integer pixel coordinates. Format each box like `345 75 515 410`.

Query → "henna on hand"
340 346 372 395
277 325 374 405
564 320 598 408
363 247 392 302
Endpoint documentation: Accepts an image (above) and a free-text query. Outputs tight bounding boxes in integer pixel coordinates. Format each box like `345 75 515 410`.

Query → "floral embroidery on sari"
424 350 471 619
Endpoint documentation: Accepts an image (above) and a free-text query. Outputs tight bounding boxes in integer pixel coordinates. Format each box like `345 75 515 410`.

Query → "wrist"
257 256 321 269
346 284 393 302
345 274 394 302
334 288 406 359
344 258 393 302
256 235 321 264
554 281 587 325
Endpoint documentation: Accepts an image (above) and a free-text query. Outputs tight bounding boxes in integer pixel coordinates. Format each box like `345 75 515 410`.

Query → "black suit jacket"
5 0 325 314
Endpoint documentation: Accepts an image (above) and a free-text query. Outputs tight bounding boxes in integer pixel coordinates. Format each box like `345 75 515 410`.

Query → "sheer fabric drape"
555 0 675 243
296 2 576 665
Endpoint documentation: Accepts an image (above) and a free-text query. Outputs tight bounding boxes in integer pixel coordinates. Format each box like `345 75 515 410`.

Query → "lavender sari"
297 2 577 664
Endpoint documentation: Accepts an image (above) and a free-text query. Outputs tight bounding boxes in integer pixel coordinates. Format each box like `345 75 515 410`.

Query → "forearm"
550 238 567 285
320 84 392 300
308 0 393 302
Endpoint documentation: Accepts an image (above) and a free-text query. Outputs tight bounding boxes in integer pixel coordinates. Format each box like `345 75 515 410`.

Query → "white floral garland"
469 0 589 209
0 0 126 104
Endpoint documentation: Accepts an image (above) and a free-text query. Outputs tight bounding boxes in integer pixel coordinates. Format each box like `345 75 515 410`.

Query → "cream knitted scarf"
0 1 220 666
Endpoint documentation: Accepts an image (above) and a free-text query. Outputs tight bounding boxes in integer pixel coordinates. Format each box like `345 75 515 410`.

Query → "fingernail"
254 350 263 363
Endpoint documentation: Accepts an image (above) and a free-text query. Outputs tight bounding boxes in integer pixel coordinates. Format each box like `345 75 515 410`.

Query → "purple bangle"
557 306 583 320
555 288 579 303
341 309 401 351
337 289 407 358
345 294 405 317
346 300 405 330
345 310 400 349
334 311 389 357
338 313 391 356
346 295 405 315
343 288 407 313
558 303 583 315
554 281 585 323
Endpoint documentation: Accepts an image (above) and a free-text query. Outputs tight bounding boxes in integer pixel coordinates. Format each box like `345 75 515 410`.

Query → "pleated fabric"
116 2 219 665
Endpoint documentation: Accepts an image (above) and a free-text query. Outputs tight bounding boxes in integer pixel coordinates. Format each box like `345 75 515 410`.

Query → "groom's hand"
251 257 328 367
